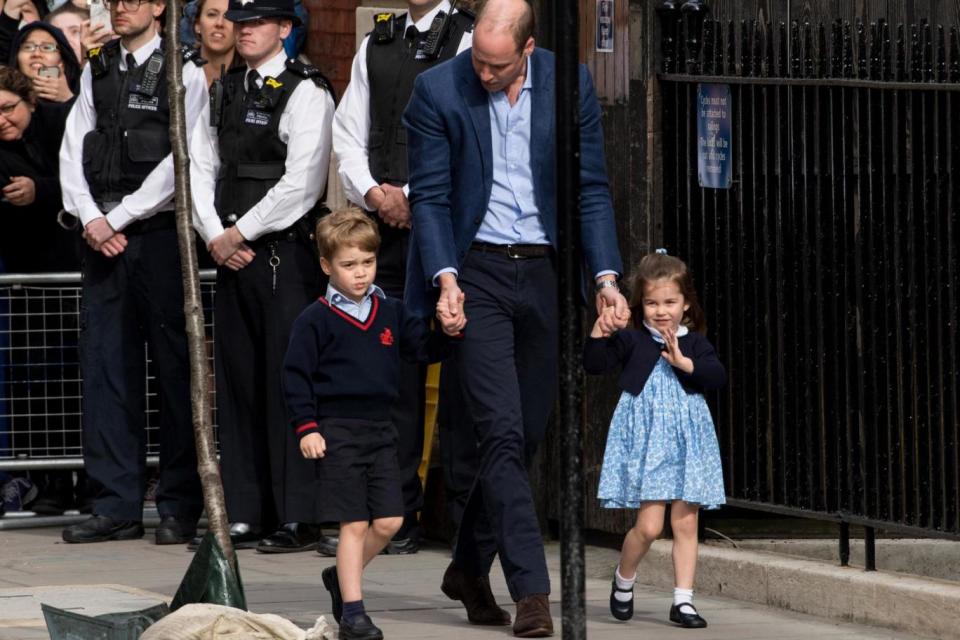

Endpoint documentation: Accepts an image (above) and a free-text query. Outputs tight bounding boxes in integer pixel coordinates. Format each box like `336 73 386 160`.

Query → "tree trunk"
164 0 237 566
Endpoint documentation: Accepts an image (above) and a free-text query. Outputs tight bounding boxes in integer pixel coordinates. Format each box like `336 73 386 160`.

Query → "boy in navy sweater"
282 208 455 640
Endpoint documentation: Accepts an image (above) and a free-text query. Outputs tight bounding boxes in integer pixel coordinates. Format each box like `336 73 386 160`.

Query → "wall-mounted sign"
596 0 614 53
697 83 732 189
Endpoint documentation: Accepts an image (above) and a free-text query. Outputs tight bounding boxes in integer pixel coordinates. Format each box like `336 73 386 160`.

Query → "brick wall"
303 0 362 97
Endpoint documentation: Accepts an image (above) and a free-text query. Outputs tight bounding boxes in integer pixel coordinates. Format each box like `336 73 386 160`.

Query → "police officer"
189 0 335 552
333 0 475 555
59 0 207 544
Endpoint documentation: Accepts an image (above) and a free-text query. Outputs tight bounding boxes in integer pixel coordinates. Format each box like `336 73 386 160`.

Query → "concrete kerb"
617 540 960 639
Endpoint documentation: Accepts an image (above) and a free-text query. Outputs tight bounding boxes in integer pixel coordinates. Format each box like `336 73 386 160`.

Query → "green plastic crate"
41 602 169 640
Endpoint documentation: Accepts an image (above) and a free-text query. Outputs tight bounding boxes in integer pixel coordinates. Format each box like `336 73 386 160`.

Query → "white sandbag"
140 603 335 640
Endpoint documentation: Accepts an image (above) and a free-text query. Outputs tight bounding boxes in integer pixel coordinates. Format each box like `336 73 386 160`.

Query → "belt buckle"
506 244 524 259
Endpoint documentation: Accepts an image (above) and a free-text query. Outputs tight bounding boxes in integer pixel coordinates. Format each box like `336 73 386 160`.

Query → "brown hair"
0 66 37 106
315 208 380 261
628 252 706 333
475 0 535 52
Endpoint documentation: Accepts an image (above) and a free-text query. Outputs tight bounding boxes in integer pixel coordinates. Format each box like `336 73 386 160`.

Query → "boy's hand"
300 433 326 459
592 305 628 337
660 326 694 373
436 290 466 335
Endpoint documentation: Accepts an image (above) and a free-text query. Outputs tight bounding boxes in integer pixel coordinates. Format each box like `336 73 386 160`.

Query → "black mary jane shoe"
339 613 384 640
609 580 634 620
669 603 708 628
321 565 343 624
256 522 321 553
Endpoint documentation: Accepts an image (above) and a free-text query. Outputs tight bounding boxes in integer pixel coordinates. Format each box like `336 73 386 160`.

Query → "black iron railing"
658 11 960 567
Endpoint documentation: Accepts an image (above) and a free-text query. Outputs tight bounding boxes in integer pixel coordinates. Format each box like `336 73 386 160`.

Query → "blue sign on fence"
697 83 732 189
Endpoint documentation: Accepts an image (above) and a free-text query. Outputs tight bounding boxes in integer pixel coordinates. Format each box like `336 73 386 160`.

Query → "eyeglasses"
112 0 152 9
0 100 23 116
19 43 59 53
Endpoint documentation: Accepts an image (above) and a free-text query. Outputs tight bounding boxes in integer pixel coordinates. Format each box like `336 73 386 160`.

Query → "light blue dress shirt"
474 63 549 245
326 283 385 322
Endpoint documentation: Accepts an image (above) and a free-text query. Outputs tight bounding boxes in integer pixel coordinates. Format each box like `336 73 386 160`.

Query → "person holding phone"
10 21 81 103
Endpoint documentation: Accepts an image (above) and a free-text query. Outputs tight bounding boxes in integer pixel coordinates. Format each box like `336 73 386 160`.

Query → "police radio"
209 65 225 127
419 0 460 60
136 50 165 96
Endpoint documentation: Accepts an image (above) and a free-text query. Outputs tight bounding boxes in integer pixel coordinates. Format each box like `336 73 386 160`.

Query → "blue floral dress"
597 357 725 509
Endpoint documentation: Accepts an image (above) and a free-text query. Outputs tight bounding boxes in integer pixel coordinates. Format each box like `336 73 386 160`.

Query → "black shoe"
669 603 707 628
62 515 144 543
339 613 383 640
385 535 420 554
321 565 343 624
609 580 634 620
29 471 74 515
315 532 339 556
256 522 321 553
155 516 198 545
187 523 262 551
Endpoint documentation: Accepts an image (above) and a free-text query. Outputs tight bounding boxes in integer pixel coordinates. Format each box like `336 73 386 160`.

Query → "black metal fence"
658 11 960 551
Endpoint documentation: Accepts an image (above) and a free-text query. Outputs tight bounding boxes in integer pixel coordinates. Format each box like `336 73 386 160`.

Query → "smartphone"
89 0 112 33
38 66 61 78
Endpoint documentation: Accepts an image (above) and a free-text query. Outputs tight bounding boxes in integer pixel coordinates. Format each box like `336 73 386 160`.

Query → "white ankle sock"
613 566 635 602
673 587 695 613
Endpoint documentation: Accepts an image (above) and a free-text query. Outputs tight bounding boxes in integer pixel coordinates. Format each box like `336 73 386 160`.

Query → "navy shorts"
314 417 404 523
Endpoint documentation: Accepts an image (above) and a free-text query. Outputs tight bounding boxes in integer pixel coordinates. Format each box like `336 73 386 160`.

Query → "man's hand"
208 226 250 265
32 73 74 103
300 433 326 459
79 19 116 59
83 216 126 256
592 305 629 337
595 278 630 330
436 289 466 335
2 176 36 206
223 246 256 271
377 184 411 229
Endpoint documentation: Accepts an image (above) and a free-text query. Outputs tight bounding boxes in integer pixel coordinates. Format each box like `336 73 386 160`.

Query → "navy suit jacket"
401 47 624 317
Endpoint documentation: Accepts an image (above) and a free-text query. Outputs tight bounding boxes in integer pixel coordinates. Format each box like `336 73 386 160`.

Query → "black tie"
405 25 420 41
246 70 261 94
125 53 137 71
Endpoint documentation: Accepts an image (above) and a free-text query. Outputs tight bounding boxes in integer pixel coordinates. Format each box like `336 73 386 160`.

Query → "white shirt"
59 33 209 231
333 1 473 210
190 49 335 244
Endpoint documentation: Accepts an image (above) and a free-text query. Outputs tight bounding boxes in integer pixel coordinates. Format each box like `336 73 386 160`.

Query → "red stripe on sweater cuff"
296 421 318 435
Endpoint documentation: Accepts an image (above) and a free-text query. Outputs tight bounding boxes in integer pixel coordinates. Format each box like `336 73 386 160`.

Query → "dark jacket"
0 100 78 272
4 21 82 97
583 326 727 396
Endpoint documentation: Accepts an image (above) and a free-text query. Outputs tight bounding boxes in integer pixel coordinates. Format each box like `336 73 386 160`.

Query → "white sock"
613 566 635 602
673 587 695 614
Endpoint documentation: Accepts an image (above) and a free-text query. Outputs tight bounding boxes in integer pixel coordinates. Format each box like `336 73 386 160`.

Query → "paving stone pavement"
0 526 932 639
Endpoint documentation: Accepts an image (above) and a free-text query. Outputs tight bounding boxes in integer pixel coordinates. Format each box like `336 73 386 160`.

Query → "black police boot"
316 531 339 556
257 522 322 553
385 514 420 555
187 522 262 550
29 470 74 515
155 516 198 545
62 515 144 543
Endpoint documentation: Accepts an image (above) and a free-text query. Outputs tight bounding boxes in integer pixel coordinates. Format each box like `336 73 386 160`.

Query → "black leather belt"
123 210 176 235
470 242 553 259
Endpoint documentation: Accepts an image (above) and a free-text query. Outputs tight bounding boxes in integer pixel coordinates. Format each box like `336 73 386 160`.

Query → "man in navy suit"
403 0 629 636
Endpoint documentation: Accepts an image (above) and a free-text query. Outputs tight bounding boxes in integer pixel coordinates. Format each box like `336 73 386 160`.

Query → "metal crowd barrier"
0 270 219 473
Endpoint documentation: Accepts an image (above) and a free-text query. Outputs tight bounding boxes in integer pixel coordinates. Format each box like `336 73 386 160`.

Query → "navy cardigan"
583 327 726 395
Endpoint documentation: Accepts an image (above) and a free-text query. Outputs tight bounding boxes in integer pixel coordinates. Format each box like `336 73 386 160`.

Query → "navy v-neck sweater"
282 296 453 438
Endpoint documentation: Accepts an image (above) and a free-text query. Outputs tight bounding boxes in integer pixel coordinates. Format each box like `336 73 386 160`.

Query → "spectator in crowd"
189 0 335 553
192 0 237 87
0 65 85 515
403 0 628 635
46 1 88 63
180 0 305 59
332 0 476 557
11 21 82 103
58 0 207 544
0 0 47 59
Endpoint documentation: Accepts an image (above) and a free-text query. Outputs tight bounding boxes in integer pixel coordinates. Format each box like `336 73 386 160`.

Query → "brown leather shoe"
440 562 511 625
513 594 553 637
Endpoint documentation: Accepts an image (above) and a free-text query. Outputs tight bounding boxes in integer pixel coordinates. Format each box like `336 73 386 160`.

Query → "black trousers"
214 233 321 526
376 225 425 520
452 249 558 601
438 361 478 534
79 225 201 521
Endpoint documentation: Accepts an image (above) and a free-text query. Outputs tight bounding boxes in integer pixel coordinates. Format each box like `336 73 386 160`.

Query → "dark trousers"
438 362 478 534
215 234 321 526
452 249 558 601
80 226 201 521
377 226 425 521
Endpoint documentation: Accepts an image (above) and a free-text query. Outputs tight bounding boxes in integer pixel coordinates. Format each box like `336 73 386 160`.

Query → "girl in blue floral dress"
584 251 726 629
